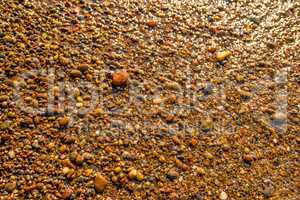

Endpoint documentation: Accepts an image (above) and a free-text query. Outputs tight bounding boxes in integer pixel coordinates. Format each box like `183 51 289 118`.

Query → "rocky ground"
0 0 299 199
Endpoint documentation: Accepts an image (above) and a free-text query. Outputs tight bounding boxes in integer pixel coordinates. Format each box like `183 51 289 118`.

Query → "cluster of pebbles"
0 0 299 199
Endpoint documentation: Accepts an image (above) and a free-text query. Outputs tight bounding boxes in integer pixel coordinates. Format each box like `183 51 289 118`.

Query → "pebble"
200 117 213 131
61 188 73 199
8 150 15 159
216 51 232 61
114 167 122 174
75 154 84 165
190 138 198 146
128 169 138 180
146 19 157 27
136 172 144 181
220 191 228 200
59 57 70 65
0 95 9 102
166 94 177 104
203 83 214 95
91 108 104 117
58 117 70 127
167 168 179 180
165 81 181 91
59 145 67 153
263 186 275 197
94 173 108 193
196 167 205 175
204 151 214 159
62 167 70 175
272 112 286 125
238 89 252 99
5 181 16 192
243 154 255 163
69 69 82 78
78 64 89 72
112 70 129 87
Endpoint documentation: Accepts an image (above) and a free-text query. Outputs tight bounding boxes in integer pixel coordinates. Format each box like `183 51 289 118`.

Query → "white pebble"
220 191 228 200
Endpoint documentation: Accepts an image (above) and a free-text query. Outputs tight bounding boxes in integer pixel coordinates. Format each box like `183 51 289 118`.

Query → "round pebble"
94 173 108 193
112 71 129 87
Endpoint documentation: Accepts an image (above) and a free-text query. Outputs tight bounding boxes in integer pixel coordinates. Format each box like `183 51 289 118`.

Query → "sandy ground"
0 0 299 199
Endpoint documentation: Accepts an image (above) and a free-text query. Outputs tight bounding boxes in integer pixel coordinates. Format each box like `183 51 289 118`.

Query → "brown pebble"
215 50 232 61
60 57 70 65
94 173 108 193
0 95 9 102
128 169 137 180
69 69 82 78
190 138 198 146
263 186 275 197
111 176 118 183
201 117 213 131
196 167 205 175
112 70 129 87
78 64 89 72
5 181 16 193
75 154 84 165
167 168 179 180
61 188 73 199
146 19 157 27
58 117 70 127
239 89 252 99
243 154 254 162
166 94 177 104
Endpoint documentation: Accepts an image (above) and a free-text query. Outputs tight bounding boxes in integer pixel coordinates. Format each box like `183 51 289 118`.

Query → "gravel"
0 0 299 199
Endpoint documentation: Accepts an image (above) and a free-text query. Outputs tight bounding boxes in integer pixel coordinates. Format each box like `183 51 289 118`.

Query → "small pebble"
204 151 214 159
128 169 137 180
146 19 157 27
75 154 84 165
243 154 255 163
165 81 181 91
69 69 82 78
220 191 228 200
78 64 89 72
272 112 286 125
239 89 252 99
61 188 73 199
136 171 144 181
5 181 16 193
114 167 122 174
0 95 9 102
58 117 70 127
62 167 70 175
263 186 275 197
112 70 129 87
200 117 213 131
60 57 70 65
196 167 205 175
216 51 232 61
94 173 108 193
190 138 198 146
167 168 179 180
8 150 15 159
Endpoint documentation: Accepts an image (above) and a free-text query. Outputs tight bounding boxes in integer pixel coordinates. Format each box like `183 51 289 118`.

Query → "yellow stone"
216 51 232 61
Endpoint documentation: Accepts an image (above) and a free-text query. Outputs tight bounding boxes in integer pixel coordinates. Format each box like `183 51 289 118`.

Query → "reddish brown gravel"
0 0 299 199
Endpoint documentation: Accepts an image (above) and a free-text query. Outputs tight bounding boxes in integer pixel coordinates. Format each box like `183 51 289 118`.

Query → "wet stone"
167 168 179 180
94 173 108 193
5 181 16 193
112 70 129 87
